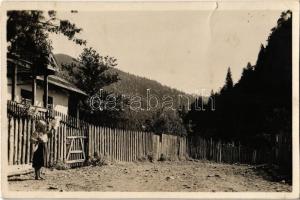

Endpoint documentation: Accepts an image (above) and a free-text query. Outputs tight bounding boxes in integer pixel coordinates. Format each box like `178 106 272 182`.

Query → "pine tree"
225 67 233 89
221 67 233 93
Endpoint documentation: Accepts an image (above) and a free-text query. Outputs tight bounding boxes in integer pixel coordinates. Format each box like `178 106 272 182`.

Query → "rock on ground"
8 160 291 192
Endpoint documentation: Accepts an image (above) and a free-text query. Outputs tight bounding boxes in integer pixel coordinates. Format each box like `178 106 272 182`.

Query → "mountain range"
54 53 195 107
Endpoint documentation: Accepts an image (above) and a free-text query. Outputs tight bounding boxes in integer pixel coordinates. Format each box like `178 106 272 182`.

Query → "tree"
235 62 255 93
186 10 292 144
145 108 187 136
225 67 233 89
62 47 123 127
221 67 233 93
64 47 119 96
255 44 266 71
7 10 85 69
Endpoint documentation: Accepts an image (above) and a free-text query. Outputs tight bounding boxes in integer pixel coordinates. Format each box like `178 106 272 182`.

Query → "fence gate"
66 127 87 166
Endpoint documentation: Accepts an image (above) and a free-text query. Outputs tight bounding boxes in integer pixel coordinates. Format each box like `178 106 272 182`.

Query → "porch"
7 54 85 119
7 100 88 167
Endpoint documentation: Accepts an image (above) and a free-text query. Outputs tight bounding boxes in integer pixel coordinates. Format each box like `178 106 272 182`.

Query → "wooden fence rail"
87 126 154 162
188 134 292 167
7 109 188 166
7 100 291 169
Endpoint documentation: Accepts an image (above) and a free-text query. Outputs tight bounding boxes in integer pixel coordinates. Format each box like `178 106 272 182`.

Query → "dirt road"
8 160 291 192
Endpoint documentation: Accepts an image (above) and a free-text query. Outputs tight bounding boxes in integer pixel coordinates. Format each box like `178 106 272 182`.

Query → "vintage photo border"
0 0 299 199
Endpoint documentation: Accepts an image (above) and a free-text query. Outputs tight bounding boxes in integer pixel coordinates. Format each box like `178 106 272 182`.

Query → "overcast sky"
50 10 282 94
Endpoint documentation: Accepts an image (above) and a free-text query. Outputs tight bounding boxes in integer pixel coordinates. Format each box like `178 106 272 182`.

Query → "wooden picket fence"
7 102 89 167
7 115 34 166
87 126 153 161
152 134 187 161
188 134 292 167
7 101 188 166
7 100 291 169
188 136 256 164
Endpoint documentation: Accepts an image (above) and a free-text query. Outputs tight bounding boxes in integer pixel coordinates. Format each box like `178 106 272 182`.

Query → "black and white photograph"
1 1 299 199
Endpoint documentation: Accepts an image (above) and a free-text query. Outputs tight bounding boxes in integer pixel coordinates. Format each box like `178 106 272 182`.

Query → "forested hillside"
55 53 192 100
55 53 194 134
185 10 292 177
186 10 292 142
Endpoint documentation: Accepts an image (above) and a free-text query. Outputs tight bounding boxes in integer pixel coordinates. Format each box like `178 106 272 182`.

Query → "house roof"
36 75 87 96
47 53 59 72
8 53 87 96
8 53 58 75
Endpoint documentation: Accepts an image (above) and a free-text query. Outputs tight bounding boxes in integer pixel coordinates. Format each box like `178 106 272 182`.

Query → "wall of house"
7 77 12 101
7 77 69 114
48 87 70 114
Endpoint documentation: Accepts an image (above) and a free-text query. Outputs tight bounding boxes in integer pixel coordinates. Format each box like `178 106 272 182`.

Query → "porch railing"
7 100 89 167
7 100 80 128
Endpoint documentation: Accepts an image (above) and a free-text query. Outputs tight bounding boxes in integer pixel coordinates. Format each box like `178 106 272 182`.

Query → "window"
43 95 53 110
43 95 53 109
20 89 32 105
48 96 53 109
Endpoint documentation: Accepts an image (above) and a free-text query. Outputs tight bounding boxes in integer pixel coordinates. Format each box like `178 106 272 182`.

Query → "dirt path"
8 160 291 192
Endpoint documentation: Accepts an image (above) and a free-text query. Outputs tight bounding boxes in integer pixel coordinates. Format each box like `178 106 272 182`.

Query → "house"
6 53 86 117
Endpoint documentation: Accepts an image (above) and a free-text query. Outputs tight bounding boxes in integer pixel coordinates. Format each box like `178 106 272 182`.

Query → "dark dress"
32 142 48 169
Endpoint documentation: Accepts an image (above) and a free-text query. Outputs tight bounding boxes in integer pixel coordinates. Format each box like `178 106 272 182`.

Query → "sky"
50 9 282 94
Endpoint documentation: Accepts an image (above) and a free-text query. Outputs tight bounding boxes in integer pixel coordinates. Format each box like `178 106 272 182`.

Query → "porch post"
76 101 81 128
43 74 48 108
12 64 17 101
32 73 36 106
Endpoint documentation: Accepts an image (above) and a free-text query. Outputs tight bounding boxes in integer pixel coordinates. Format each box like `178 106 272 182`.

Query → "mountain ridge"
54 53 195 102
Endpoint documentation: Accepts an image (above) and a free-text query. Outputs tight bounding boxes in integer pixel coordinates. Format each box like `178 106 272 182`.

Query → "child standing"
31 120 51 180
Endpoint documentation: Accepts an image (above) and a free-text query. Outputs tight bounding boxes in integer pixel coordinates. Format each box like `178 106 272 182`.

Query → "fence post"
238 142 240 163
22 118 28 164
88 124 92 158
63 115 67 162
26 118 31 164
219 141 222 162
210 138 212 159
8 116 13 165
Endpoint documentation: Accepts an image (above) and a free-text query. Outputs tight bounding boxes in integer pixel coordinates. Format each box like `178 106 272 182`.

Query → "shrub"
52 160 70 170
147 152 154 162
137 155 148 162
137 152 154 162
91 152 110 166
158 153 170 161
